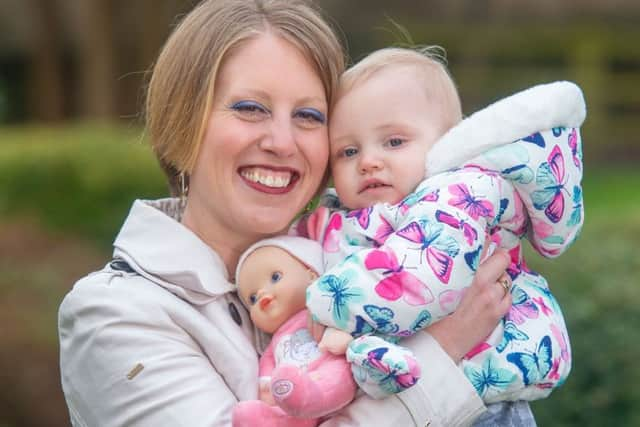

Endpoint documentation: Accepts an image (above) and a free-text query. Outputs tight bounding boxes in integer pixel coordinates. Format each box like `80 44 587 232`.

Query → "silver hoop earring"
179 172 189 211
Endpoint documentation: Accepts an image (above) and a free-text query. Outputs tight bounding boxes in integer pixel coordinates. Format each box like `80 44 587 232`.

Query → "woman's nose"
259 116 298 157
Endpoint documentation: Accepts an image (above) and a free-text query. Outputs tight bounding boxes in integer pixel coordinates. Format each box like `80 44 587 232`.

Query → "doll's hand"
318 327 353 355
258 376 276 405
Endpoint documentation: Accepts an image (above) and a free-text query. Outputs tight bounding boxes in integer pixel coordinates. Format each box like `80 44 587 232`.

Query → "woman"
58 1 527 425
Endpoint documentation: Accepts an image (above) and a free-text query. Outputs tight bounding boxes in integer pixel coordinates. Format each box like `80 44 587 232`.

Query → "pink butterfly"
347 207 372 229
568 128 581 168
396 221 458 284
373 215 395 246
506 286 539 325
533 296 553 316
532 145 567 224
551 323 570 362
435 209 478 246
364 247 433 306
448 183 495 220
322 214 342 253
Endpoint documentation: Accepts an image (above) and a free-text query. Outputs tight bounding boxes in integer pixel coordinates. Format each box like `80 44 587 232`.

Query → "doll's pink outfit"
232 309 356 427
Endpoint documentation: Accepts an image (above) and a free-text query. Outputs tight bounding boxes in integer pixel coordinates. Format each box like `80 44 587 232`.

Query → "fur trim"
426 81 586 176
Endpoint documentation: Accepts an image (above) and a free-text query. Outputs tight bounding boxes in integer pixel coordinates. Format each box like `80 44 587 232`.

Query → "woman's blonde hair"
145 0 346 194
337 46 462 134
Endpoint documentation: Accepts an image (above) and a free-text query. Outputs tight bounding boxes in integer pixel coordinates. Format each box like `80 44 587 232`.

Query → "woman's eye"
230 101 269 119
387 138 405 148
294 108 326 127
271 271 283 283
248 294 258 305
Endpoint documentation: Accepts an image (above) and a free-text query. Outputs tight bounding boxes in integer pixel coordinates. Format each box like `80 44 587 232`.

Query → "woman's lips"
239 166 300 194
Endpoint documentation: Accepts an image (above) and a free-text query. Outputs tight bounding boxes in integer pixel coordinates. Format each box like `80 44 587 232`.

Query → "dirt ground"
0 221 108 427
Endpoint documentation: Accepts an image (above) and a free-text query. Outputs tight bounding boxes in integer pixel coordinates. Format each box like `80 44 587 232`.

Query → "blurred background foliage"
0 1 639 426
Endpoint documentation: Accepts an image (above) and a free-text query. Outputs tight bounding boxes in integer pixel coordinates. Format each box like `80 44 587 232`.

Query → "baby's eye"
343 147 358 157
271 271 283 283
248 294 258 306
230 100 269 120
387 138 405 148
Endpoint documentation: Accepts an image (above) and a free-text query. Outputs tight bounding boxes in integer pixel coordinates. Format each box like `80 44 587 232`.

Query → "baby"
297 47 584 402
232 236 357 427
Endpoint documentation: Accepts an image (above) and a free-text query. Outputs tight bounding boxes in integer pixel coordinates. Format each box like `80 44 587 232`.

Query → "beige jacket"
58 199 485 427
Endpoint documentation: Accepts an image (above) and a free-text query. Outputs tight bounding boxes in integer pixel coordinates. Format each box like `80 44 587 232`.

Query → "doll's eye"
248 294 258 305
271 271 283 283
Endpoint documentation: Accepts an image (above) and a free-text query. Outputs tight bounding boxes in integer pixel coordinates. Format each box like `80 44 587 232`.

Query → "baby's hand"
258 376 276 405
318 327 353 355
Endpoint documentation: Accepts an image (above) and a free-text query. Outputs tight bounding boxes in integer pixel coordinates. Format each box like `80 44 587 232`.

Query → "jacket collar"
113 198 235 305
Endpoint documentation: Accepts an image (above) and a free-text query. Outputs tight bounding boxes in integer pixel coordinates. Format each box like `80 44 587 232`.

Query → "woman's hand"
426 249 512 364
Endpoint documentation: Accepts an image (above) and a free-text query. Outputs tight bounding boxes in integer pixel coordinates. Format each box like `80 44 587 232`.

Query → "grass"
0 124 639 426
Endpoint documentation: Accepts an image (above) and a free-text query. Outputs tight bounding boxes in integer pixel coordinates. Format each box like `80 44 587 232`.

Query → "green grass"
0 124 638 426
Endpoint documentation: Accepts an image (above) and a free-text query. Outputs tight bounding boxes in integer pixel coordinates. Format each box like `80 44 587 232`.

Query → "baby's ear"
308 269 319 281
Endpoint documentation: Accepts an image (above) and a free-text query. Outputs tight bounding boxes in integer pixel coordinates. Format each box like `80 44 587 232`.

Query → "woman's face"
187 32 329 247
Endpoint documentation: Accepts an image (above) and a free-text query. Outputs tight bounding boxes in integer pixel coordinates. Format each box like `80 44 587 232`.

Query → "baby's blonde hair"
336 46 462 135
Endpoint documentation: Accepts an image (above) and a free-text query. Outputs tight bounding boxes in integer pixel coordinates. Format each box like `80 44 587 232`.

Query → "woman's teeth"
241 169 292 188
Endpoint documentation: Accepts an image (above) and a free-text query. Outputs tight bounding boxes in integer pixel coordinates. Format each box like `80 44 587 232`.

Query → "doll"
232 236 357 427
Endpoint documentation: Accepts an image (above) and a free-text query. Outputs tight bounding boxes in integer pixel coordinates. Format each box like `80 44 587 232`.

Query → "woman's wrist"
425 315 466 364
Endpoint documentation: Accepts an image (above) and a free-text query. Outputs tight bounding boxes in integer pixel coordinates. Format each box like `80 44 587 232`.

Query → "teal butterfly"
464 354 517 397
567 185 582 227
316 270 365 330
507 335 553 386
496 321 529 353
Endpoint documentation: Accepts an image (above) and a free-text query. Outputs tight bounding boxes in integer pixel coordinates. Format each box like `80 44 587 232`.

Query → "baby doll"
232 236 357 427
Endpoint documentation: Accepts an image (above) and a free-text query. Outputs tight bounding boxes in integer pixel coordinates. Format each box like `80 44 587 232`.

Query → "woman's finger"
476 248 510 287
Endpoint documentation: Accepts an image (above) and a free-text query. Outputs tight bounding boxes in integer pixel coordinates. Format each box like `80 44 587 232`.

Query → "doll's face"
237 246 318 334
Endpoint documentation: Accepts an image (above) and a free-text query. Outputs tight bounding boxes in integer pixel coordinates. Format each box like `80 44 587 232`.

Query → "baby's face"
329 66 444 210
237 246 316 333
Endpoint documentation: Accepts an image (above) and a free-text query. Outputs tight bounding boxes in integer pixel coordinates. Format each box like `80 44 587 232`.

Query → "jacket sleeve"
462 127 584 258
58 273 244 427
320 332 486 427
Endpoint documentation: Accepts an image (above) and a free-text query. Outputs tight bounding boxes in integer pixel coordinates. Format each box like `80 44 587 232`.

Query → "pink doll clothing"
232 310 356 427
296 82 585 403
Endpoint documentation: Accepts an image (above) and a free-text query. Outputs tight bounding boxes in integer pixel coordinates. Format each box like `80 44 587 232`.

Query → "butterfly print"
373 215 395 246
506 285 539 325
567 185 582 227
364 247 433 306
435 209 478 246
464 354 517 397
396 220 460 284
316 271 365 330
522 132 546 148
347 207 373 230
507 335 553 386
532 145 567 223
322 213 342 252
568 128 582 168
448 183 495 221
398 188 439 215
496 321 529 353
